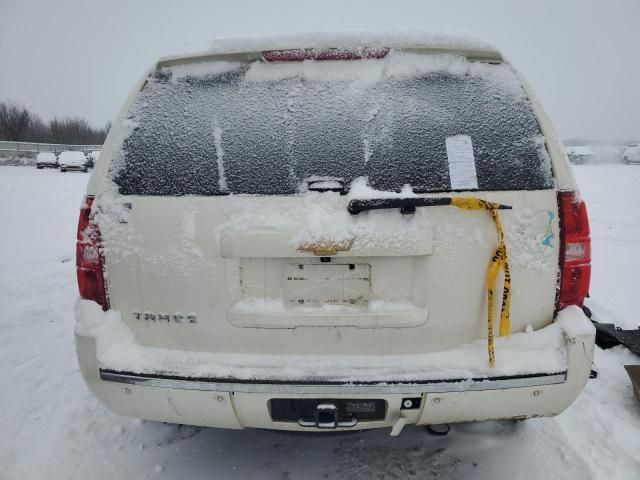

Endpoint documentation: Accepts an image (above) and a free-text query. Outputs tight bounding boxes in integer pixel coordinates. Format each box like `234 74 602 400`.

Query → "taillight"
557 191 591 310
76 196 109 310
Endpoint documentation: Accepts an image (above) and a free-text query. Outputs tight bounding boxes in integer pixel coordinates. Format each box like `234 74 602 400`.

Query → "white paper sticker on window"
446 135 478 190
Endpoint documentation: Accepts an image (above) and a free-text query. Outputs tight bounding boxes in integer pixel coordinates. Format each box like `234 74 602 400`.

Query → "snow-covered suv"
74 32 595 434
59 151 88 172
623 144 640 165
35 152 58 169
86 150 101 168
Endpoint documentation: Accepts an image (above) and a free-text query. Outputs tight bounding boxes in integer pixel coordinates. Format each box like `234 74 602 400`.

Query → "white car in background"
35 152 58 169
59 151 88 172
565 146 596 165
622 144 640 164
86 150 101 168
74 32 594 435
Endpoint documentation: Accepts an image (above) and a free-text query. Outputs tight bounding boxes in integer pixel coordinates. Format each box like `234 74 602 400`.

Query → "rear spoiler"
156 46 504 70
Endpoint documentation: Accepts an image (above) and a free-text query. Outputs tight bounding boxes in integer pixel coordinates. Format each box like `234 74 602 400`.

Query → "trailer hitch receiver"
297 403 358 429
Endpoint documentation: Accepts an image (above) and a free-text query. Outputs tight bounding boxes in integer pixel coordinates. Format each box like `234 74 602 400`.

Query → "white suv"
623 144 640 164
35 152 58 169
59 151 88 172
75 33 595 434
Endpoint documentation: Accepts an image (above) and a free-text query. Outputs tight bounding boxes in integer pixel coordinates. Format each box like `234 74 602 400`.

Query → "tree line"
0 101 109 145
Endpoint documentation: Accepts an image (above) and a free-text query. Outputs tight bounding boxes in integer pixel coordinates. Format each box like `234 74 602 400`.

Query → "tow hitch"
298 403 358 429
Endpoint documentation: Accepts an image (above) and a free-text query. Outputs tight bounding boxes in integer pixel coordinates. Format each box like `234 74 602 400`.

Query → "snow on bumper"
75 300 595 431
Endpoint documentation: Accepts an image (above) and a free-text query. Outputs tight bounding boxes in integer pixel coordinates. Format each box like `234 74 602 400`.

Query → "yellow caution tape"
450 197 511 368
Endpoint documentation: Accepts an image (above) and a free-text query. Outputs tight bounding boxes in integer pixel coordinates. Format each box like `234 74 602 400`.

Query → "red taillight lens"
557 191 591 310
76 196 109 310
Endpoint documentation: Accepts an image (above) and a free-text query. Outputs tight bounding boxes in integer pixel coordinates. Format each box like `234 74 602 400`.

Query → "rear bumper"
75 306 595 433
61 164 86 170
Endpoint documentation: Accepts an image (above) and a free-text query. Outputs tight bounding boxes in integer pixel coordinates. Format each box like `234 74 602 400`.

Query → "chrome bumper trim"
99 369 567 394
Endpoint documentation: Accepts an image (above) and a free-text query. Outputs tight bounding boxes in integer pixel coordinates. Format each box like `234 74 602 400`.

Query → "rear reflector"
557 191 591 310
262 47 389 62
76 196 109 310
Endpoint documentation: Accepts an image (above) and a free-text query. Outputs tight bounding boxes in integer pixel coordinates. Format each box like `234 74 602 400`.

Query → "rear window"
59 151 85 161
113 52 554 195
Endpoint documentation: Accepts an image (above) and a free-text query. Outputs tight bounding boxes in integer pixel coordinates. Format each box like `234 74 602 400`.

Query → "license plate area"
269 398 387 423
283 263 370 307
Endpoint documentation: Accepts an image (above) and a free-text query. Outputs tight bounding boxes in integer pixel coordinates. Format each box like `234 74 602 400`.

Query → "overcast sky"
1 0 638 141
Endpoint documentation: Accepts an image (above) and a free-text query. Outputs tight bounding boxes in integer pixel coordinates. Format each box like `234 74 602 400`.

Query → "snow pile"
0 154 35 166
74 299 585 382
58 151 86 166
243 51 519 95
503 208 557 274
36 152 57 164
231 297 421 315
206 30 499 56
162 60 243 81
218 177 426 249
212 124 228 192
158 29 500 66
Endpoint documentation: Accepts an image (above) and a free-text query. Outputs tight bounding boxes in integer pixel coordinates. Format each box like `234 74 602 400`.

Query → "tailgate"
101 189 559 355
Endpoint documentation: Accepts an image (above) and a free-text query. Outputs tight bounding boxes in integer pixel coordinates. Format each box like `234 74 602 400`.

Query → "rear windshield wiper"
348 197 512 215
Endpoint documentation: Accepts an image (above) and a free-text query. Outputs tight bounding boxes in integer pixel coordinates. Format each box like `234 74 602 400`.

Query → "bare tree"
0 100 109 144
0 102 31 141
24 115 49 143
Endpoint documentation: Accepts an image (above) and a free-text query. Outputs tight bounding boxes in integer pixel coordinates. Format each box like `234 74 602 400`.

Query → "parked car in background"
58 151 88 172
565 146 596 165
75 33 594 435
86 150 101 168
622 144 640 164
35 152 58 169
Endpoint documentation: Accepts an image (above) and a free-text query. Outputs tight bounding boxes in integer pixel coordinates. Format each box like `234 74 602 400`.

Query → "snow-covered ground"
1 165 639 479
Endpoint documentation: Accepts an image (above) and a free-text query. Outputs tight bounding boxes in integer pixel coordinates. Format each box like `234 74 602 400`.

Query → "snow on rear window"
112 52 553 195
